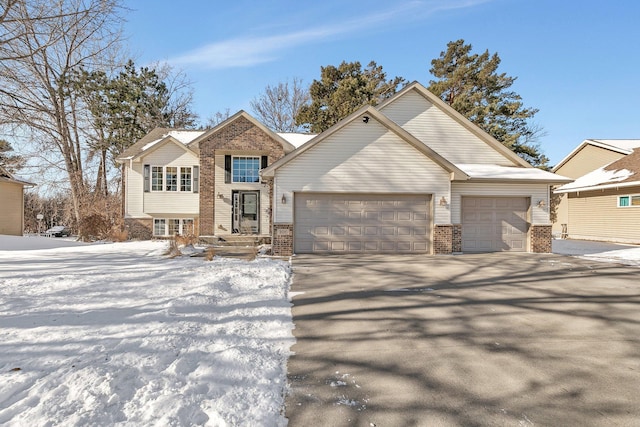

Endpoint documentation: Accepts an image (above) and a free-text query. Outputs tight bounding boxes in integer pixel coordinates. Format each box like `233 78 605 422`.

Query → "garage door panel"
462 197 529 252
397 211 412 221
295 193 431 254
364 241 378 251
380 211 395 221
413 226 428 235
331 226 345 235
364 226 378 235
348 226 362 236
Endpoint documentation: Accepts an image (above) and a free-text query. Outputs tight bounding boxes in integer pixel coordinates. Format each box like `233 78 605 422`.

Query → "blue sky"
123 0 639 166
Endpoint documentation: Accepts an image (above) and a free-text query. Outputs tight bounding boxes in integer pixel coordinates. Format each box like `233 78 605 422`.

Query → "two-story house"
116 111 311 239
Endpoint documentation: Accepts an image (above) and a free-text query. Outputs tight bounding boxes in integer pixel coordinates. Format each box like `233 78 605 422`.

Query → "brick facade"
433 224 453 254
452 224 462 253
433 224 462 254
531 224 552 253
197 115 287 236
272 223 294 256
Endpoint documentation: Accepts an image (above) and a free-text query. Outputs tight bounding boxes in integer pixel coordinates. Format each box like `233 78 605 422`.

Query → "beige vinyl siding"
553 193 568 235
552 145 626 234
125 162 145 217
214 153 270 234
379 90 515 166
452 182 549 224
140 142 200 216
0 182 24 235
273 120 451 224
567 186 640 243
555 145 625 179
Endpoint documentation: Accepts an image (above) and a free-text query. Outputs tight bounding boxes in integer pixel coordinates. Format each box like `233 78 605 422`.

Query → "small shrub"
109 227 128 242
165 239 182 258
205 247 215 261
175 233 198 247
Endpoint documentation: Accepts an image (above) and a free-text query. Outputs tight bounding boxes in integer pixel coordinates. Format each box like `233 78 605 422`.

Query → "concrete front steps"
199 234 271 247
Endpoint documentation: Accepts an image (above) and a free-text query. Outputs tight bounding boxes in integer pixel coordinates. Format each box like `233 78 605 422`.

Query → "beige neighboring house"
553 139 640 244
264 81 572 256
0 167 35 236
116 111 310 239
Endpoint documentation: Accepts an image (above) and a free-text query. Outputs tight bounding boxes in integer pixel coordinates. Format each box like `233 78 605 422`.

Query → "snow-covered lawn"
0 236 294 426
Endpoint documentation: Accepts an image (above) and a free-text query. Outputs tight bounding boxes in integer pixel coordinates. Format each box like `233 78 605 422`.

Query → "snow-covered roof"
166 130 206 144
555 148 640 193
276 132 316 148
555 167 634 193
456 164 572 183
116 128 204 162
0 167 35 186
139 130 205 153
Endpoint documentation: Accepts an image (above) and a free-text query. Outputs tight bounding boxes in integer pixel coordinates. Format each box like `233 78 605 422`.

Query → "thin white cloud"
168 0 491 69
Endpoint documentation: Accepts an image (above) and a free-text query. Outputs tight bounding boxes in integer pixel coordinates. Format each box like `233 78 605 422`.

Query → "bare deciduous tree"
153 62 199 129
204 109 232 128
250 78 310 132
0 0 124 224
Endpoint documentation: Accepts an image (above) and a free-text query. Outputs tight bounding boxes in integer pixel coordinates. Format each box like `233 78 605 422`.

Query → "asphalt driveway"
285 253 640 427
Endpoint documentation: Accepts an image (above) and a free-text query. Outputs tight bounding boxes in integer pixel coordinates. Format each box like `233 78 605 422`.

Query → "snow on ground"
0 236 294 426
553 238 640 267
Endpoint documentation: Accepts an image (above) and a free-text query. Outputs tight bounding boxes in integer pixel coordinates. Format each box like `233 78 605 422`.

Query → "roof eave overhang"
554 180 640 194
458 177 573 184
552 139 633 172
122 136 197 163
261 105 470 180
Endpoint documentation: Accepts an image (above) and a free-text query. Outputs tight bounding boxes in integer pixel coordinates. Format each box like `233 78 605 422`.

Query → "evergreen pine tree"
428 39 548 168
296 61 405 133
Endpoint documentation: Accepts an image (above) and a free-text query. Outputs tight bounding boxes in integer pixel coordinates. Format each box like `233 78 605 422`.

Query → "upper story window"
232 156 260 183
180 167 192 192
151 166 163 191
166 167 178 191
618 195 640 207
144 165 199 193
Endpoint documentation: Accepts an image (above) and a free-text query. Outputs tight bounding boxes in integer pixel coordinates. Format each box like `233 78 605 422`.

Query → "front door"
232 191 260 234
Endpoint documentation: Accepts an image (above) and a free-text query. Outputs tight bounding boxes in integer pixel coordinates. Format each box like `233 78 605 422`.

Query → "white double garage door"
294 193 529 254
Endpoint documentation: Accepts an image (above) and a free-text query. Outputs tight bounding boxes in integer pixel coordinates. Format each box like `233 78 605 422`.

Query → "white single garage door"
295 193 431 254
462 197 529 252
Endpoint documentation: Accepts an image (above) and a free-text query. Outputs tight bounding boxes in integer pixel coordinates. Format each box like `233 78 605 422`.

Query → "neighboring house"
116 111 308 239
263 81 572 255
0 167 35 236
553 140 640 244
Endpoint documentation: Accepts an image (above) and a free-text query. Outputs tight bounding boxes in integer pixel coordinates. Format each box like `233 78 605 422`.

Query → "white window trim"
153 218 195 236
150 166 194 192
618 194 640 208
232 156 261 183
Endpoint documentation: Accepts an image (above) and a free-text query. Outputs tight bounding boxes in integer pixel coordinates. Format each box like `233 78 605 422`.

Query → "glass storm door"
232 191 259 234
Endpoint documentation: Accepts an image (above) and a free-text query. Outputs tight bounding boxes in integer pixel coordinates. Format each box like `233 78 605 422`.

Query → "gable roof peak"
376 81 531 168
262 104 468 180
187 110 297 153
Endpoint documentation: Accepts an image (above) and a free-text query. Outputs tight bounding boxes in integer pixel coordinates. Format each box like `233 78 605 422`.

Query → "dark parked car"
45 225 72 237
